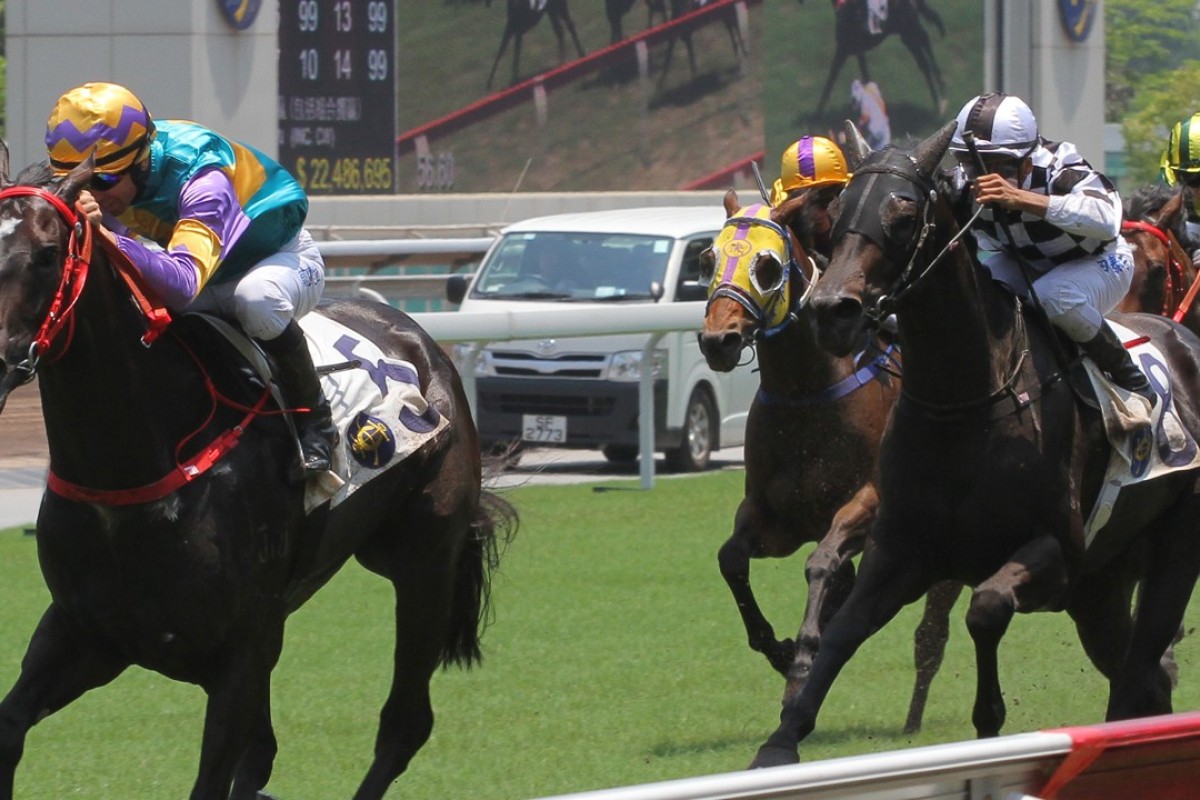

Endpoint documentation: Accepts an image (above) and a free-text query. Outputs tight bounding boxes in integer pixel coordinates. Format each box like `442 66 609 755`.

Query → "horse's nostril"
831 297 863 321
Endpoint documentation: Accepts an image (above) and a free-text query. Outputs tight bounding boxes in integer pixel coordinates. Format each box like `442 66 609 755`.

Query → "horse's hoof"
749 744 799 769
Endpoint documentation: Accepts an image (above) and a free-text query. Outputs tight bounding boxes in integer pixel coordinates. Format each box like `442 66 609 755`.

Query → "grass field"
1 470 1198 798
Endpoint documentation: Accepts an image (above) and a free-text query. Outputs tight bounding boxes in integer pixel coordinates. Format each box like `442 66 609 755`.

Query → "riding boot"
1078 321 1158 407
259 321 339 481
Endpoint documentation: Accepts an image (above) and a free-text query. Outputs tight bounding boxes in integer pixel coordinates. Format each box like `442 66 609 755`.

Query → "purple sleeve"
114 168 253 310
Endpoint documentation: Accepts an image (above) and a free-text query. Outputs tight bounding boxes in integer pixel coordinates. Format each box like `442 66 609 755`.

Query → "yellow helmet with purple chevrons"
45 82 156 175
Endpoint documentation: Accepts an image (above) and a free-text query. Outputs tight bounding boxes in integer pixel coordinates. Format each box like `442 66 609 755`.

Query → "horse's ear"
913 120 957 178
841 120 871 169
56 155 94 203
723 187 739 216
0 140 10 187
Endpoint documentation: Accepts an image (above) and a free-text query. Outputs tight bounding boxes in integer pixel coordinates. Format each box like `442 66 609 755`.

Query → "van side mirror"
446 274 469 305
675 282 708 302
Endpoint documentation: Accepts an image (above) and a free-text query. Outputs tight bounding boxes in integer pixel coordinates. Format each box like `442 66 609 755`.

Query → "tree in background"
1107 0 1200 184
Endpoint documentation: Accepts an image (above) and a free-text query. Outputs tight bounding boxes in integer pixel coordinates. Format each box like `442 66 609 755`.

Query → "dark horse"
606 0 664 44
750 122 1200 767
698 189 961 734
0 150 517 799
485 0 586 90
1118 184 1200 335
812 0 946 118
657 0 748 91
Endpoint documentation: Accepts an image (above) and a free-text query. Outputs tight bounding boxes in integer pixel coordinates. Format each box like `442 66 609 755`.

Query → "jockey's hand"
972 173 1049 218
75 190 103 226
1193 248 1200 270
74 191 117 243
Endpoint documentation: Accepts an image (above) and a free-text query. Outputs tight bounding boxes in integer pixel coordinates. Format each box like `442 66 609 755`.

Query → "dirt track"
0 382 48 470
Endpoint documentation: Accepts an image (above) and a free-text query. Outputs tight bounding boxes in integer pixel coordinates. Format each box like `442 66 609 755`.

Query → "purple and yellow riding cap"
770 136 851 206
45 82 156 175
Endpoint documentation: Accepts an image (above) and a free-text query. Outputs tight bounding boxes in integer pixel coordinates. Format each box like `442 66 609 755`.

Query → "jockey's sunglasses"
88 172 124 192
955 153 1021 181
1179 172 1200 189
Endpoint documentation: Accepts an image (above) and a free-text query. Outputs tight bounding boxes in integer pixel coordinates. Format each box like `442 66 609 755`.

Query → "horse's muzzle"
811 294 865 357
698 330 746 373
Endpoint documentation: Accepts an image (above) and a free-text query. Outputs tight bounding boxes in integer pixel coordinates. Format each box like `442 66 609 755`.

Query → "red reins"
1121 219 1197 322
0 184 275 505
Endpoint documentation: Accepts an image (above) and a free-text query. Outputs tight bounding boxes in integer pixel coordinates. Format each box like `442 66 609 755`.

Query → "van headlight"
452 344 496 377
608 349 667 382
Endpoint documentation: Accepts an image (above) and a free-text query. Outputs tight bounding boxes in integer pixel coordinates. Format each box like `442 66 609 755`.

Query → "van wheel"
602 444 639 463
665 388 715 472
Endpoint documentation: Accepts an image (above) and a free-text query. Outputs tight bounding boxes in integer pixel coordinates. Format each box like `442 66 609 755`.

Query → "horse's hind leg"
351 467 481 799
814 50 848 117
903 580 963 734
0 604 128 799
1107 495 1200 720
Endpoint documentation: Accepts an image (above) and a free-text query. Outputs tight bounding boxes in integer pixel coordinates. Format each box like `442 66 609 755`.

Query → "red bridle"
0 185 93 376
1121 218 1198 323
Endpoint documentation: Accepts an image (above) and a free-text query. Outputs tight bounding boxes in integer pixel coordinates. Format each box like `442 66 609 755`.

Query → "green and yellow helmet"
1161 113 1200 186
45 82 156 175
770 136 850 206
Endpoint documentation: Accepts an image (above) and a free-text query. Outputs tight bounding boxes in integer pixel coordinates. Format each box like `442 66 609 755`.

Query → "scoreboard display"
278 0 396 194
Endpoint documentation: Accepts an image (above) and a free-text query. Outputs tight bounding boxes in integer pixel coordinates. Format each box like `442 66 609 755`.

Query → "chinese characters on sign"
278 0 396 194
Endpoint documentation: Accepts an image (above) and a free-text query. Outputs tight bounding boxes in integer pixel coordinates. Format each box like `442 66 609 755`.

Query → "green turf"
1 471 1197 798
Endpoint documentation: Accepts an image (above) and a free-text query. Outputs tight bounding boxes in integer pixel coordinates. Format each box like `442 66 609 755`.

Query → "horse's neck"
37 259 201 484
895 234 1020 406
755 313 841 396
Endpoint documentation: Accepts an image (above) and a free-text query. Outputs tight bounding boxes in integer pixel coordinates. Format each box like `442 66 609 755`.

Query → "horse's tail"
913 0 945 37
441 485 519 669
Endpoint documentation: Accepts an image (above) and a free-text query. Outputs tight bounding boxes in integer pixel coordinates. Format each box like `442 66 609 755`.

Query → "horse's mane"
1126 183 1176 222
14 161 56 187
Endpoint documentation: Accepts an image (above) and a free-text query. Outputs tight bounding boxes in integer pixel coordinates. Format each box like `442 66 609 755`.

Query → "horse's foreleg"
751 535 933 768
814 51 848 116
966 535 1068 739
717 521 795 675
560 12 586 58
900 32 946 113
0 604 128 799
228 700 278 800
190 630 282 800
903 580 964 734
486 30 514 90
788 484 877 692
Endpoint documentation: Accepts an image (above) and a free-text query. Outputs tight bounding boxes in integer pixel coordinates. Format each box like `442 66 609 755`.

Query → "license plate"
521 414 567 443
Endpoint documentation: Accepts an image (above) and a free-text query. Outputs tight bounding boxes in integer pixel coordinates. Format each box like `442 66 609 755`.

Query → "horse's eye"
698 246 717 285
32 244 60 272
749 252 785 296
881 196 919 248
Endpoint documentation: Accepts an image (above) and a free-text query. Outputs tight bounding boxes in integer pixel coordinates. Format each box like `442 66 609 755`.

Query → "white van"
446 207 758 471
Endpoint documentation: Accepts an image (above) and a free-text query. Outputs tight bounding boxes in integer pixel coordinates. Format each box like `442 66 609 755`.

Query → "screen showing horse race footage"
280 0 983 195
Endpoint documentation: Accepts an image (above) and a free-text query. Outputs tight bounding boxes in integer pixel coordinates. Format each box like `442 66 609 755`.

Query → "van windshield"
471 232 674 300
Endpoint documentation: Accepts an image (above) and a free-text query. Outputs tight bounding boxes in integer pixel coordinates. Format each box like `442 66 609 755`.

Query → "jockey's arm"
108 169 254 310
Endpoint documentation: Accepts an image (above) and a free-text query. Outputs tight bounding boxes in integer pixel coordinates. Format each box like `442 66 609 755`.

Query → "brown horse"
812 0 947 118
750 121 1200 767
698 189 961 734
0 150 517 798
486 0 587 89
1118 184 1200 335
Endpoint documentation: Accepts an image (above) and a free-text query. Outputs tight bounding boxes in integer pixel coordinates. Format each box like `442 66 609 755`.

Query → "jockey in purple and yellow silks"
45 81 338 481
769 135 850 257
